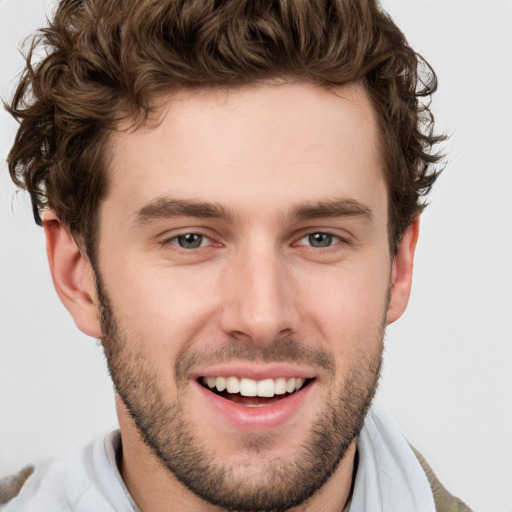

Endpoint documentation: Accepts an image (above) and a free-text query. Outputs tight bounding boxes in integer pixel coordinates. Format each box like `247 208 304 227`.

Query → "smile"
193 365 317 431
199 375 313 409
202 376 307 396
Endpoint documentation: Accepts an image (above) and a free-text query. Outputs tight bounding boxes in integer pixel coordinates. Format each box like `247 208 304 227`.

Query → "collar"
347 408 435 512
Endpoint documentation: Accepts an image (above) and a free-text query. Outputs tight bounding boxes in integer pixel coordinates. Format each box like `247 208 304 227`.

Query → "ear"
386 217 420 325
42 210 102 338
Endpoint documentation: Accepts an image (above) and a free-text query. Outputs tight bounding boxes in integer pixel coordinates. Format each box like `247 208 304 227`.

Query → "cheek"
102 261 223 356
294 263 390 354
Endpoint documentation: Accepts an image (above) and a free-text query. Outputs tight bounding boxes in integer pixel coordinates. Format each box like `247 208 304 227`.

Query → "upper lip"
190 363 317 381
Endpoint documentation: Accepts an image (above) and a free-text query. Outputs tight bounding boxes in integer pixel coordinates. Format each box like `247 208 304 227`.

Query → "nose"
219 240 299 348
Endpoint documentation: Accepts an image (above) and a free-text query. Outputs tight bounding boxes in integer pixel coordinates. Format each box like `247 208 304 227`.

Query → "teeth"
240 378 257 396
226 376 240 394
216 376 226 392
202 376 308 398
257 379 275 397
274 377 287 395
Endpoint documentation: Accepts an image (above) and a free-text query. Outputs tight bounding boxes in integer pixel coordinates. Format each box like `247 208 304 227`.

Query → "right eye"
296 232 342 249
168 233 212 249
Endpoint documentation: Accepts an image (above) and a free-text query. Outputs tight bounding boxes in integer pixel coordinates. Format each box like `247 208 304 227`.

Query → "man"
2 0 472 510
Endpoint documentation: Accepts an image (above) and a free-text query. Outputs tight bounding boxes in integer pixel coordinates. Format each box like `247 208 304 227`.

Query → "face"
88 82 403 510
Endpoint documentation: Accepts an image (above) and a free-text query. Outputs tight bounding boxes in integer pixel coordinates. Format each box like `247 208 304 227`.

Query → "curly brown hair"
6 0 445 257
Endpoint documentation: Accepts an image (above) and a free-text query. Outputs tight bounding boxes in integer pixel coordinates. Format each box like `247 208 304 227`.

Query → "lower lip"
193 380 315 433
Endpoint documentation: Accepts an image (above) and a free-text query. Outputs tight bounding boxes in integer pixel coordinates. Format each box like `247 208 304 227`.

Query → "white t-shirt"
2 408 435 512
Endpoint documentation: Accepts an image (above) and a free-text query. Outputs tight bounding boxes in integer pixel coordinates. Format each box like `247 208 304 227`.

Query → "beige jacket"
412 446 473 512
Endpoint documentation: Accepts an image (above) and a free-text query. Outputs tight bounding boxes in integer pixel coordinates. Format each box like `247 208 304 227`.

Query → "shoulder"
0 466 35 506
410 446 473 512
0 456 83 512
0 433 131 512
359 408 474 512
0 448 101 512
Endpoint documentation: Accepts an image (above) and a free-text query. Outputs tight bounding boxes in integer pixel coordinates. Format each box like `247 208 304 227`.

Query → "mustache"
175 338 336 384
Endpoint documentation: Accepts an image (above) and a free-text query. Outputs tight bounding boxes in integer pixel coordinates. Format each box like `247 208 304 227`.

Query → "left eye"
171 233 211 249
299 232 339 248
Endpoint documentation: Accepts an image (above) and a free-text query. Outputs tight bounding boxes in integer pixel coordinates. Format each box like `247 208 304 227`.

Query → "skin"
43 81 418 512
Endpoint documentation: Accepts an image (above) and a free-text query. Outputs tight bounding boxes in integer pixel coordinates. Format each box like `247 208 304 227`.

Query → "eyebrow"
134 198 235 225
288 198 373 223
133 196 372 226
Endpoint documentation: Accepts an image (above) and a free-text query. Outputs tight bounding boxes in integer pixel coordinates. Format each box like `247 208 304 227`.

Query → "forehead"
106 82 385 221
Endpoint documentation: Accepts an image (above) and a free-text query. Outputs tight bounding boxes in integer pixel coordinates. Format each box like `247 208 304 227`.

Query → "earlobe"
42 210 102 338
386 217 420 325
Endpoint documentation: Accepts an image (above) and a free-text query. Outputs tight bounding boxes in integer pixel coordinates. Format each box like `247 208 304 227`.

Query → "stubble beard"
96 274 384 512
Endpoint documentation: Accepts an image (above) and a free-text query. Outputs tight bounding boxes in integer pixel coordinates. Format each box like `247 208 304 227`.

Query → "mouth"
199 376 314 407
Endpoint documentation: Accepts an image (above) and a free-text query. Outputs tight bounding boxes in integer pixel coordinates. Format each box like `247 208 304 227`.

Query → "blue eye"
300 233 338 248
173 233 209 249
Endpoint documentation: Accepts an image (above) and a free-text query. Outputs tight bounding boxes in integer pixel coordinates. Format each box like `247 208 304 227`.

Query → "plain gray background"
1 1 511 511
